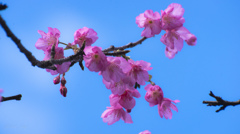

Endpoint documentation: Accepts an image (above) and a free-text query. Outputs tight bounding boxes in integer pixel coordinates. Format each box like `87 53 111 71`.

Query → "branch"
203 91 240 112
0 3 7 11
104 50 130 56
102 37 147 52
1 94 22 102
0 15 85 70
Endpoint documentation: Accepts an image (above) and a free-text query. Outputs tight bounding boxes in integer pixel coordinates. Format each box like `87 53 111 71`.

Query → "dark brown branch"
0 15 85 70
0 3 7 11
50 43 56 60
102 37 147 52
203 91 240 112
104 50 130 56
1 94 22 102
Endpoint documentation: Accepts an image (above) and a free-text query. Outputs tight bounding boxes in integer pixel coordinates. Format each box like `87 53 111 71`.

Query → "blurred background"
0 0 240 134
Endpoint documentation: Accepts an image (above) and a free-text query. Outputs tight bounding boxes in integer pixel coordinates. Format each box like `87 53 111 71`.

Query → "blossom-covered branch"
203 91 240 112
1 94 22 102
0 15 85 70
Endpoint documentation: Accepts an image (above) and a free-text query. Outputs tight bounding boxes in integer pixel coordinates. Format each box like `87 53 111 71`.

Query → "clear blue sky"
0 0 240 134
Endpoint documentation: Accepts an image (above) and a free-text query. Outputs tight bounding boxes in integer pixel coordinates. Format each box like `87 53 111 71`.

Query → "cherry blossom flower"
161 3 185 30
158 98 180 119
101 104 133 125
35 27 60 51
43 47 71 75
160 27 197 59
127 59 152 85
109 89 141 110
139 130 151 134
136 10 162 38
101 57 127 82
144 84 164 107
84 46 108 72
72 27 98 47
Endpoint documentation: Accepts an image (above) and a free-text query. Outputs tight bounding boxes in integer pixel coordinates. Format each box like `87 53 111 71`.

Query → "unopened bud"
60 85 67 97
53 75 60 84
61 76 66 85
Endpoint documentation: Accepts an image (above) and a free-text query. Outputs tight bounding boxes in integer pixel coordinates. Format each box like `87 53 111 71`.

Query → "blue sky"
0 0 240 134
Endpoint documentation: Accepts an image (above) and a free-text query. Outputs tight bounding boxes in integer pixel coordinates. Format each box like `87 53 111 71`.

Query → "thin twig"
1 94 22 102
203 91 240 112
102 37 147 52
104 50 130 56
0 3 7 11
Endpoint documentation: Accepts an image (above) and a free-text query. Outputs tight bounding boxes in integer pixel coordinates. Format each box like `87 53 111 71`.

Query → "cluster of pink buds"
136 3 197 59
34 2 196 126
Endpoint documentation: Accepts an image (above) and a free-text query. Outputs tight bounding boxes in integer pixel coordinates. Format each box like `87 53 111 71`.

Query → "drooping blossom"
35 27 60 51
44 47 71 75
160 27 197 59
127 59 152 85
84 46 107 72
60 84 67 97
53 75 60 84
102 75 134 95
101 104 133 125
139 130 151 134
101 57 128 83
158 98 180 119
0 89 3 102
136 10 162 38
72 27 98 47
161 3 185 30
144 84 164 107
109 89 141 110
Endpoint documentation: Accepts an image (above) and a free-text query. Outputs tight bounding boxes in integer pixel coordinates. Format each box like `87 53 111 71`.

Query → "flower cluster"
145 84 179 119
136 3 197 59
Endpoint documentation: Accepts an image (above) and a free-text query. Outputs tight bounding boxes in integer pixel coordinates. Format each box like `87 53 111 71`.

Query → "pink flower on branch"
35 27 60 51
161 3 185 30
160 27 197 59
101 104 133 125
144 84 164 107
72 27 98 47
109 89 141 111
136 10 162 38
158 98 180 119
84 46 107 72
127 59 152 85
44 47 71 75
139 130 151 134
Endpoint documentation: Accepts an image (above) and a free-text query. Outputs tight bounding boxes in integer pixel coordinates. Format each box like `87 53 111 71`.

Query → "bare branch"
102 37 147 53
104 50 130 56
1 94 22 102
0 3 7 11
203 91 240 112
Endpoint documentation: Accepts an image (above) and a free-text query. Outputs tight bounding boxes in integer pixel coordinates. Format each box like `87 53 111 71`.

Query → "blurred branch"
0 3 7 11
203 91 240 112
1 94 22 102
102 37 147 53
0 15 85 70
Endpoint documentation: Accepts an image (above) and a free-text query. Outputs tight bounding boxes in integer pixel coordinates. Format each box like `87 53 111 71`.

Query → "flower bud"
53 75 60 84
126 109 131 113
60 85 67 97
61 76 66 85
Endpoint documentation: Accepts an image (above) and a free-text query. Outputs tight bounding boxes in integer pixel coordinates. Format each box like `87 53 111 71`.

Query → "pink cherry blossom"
102 76 134 95
160 27 197 59
109 89 141 110
144 84 164 107
0 89 3 102
139 130 151 134
101 57 126 82
136 10 162 38
158 98 180 119
101 104 133 125
44 47 71 75
161 3 185 30
127 59 152 85
72 27 98 47
35 27 60 51
84 46 107 72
